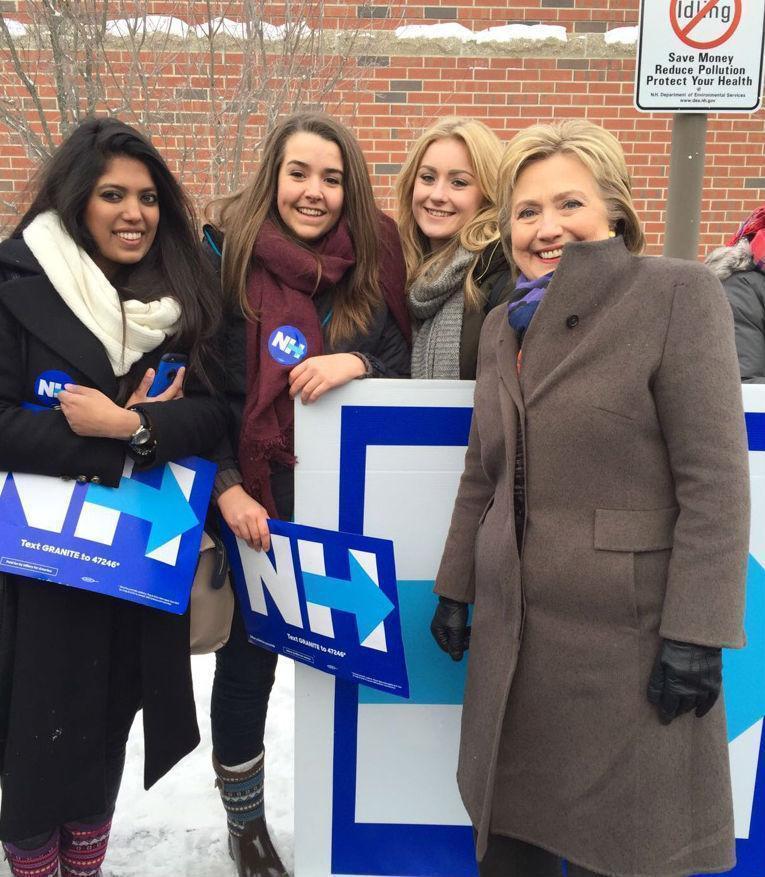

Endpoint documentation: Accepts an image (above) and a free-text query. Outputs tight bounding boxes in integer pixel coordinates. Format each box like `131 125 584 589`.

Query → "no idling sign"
635 0 765 112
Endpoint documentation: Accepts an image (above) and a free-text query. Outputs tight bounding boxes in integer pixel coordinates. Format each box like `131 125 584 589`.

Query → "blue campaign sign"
332 403 476 877
0 457 215 613
223 519 409 698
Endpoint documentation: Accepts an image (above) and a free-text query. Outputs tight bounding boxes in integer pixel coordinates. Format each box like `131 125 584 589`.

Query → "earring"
608 230 616 238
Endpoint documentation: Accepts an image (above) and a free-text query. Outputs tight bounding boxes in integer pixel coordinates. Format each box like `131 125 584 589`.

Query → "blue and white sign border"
294 380 476 877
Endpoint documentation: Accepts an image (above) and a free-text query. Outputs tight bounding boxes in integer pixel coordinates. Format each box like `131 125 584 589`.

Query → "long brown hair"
395 117 503 310
207 112 382 345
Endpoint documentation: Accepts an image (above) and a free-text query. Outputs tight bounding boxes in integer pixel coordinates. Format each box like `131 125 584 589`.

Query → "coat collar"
0 265 118 395
517 236 634 406
0 236 43 275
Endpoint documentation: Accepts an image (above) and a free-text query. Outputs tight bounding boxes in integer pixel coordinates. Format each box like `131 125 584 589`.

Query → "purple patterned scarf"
507 271 554 342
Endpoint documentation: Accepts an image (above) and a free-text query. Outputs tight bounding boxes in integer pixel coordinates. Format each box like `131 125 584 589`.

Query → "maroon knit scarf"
238 219 355 516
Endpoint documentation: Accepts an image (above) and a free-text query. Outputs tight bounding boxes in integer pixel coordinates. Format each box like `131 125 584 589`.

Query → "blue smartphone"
148 353 187 397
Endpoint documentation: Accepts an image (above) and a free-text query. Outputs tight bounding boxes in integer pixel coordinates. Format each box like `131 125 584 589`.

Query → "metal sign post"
663 113 708 260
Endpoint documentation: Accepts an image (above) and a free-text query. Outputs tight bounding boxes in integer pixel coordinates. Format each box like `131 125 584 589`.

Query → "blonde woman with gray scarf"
396 118 512 380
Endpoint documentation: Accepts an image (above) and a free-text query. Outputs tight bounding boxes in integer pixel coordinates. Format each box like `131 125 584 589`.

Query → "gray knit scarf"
408 245 473 379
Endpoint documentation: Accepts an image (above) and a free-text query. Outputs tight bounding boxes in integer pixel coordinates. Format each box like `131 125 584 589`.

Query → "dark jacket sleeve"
201 229 244 494
364 308 411 378
137 382 228 464
460 242 513 380
0 302 127 485
723 269 765 383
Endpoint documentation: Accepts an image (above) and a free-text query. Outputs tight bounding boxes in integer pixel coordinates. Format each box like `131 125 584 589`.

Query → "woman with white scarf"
396 118 512 380
0 118 226 877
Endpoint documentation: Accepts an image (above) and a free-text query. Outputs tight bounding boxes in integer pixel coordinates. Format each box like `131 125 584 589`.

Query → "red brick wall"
0 0 763 256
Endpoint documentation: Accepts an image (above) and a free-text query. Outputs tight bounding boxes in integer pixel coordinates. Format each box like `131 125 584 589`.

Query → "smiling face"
83 155 159 278
508 152 612 279
412 137 485 250
276 131 345 244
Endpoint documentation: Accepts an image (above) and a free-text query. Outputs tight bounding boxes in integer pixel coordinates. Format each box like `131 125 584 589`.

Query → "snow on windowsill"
604 26 639 46
395 22 568 43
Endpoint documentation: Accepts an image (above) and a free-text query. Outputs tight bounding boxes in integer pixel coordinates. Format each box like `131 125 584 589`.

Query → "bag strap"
200 529 229 590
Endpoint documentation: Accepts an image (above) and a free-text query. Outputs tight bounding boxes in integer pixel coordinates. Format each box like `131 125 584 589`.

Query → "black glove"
647 638 722 725
430 596 470 662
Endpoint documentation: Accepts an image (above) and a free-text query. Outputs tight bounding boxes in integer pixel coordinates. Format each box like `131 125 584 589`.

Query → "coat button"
91 476 101 484
76 475 88 483
566 314 580 328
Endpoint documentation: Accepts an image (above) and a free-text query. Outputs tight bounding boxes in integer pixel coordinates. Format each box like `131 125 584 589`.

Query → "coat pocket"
477 495 495 528
593 507 678 553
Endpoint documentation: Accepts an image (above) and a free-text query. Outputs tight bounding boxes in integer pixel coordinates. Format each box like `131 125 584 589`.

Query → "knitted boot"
213 752 288 877
59 818 111 877
2 830 59 877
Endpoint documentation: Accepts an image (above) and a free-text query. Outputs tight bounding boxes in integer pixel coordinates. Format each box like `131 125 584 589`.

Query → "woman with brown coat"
430 120 750 876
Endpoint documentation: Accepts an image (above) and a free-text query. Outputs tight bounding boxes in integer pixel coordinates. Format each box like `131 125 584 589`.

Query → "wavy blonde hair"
395 117 504 310
498 120 645 262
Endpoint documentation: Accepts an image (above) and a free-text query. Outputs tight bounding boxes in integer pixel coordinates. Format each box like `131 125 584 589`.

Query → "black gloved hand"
430 596 470 662
647 638 722 725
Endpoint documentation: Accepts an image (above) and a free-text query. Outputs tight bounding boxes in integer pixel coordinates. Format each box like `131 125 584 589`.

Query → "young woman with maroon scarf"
203 111 410 877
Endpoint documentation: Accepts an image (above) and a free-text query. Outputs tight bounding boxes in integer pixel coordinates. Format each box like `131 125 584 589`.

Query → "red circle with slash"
670 0 741 49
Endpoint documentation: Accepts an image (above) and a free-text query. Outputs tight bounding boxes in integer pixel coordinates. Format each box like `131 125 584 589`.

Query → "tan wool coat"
435 236 750 877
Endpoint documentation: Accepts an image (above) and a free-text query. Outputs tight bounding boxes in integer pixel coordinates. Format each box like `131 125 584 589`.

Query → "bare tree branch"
0 0 370 210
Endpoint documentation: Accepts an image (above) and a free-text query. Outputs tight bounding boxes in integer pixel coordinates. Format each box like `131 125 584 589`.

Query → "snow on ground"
0 655 295 877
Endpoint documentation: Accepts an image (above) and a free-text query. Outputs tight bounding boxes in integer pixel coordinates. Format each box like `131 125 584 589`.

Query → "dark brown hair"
15 116 219 387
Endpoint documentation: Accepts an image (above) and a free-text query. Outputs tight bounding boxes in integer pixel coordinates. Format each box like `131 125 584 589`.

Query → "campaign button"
268 325 308 366
34 370 74 408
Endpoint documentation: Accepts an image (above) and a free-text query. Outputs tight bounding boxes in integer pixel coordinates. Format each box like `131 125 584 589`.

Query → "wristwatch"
127 407 156 457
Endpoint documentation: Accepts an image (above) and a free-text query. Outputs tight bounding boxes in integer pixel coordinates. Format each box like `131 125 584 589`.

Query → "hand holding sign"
217 484 271 551
223 519 409 696
288 353 366 404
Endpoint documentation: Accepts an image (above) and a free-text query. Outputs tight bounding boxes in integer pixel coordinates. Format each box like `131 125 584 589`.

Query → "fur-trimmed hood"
705 237 756 280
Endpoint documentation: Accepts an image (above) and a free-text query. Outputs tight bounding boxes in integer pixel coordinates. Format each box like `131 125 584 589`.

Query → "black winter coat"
458 240 513 380
202 224 411 517
0 239 227 840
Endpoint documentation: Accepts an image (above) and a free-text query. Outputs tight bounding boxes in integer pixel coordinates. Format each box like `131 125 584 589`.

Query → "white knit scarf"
22 210 181 376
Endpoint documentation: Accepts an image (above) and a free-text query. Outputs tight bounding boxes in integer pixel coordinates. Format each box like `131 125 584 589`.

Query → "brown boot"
214 752 288 877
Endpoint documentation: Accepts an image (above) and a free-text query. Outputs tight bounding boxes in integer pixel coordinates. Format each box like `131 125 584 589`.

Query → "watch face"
131 425 152 446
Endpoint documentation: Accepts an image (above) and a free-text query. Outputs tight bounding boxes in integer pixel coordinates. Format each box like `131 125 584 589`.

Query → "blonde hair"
395 117 504 310
498 120 645 261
